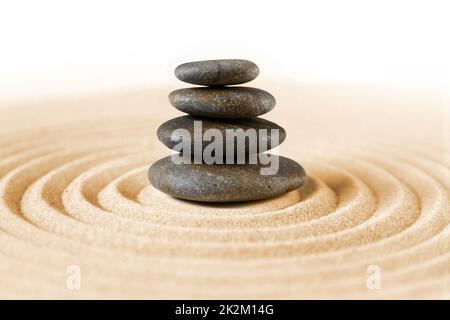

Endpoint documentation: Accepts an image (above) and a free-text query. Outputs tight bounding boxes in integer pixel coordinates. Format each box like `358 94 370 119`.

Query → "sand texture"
0 85 448 299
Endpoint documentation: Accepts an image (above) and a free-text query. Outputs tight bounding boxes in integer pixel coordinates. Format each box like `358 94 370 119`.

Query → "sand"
0 84 448 299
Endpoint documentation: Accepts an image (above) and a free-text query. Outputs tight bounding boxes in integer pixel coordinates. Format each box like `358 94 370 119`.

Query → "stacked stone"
148 59 306 202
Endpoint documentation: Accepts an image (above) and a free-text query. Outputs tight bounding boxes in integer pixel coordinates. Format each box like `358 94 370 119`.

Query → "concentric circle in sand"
0 86 448 299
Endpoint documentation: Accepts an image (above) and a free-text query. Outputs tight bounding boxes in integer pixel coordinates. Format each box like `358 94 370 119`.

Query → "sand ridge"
0 85 448 299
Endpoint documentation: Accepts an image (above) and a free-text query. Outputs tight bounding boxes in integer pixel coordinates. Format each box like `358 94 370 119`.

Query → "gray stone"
157 115 286 156
169 87 275 119
148 155 306 202
175 59 259 86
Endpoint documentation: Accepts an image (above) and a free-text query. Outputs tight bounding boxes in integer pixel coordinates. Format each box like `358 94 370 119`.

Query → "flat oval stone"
148 155 306 202
169 87 275 119
157 115 286 156
175 59 259 86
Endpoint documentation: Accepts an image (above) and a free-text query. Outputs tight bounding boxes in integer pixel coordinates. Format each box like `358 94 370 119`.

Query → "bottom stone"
148 155 307 202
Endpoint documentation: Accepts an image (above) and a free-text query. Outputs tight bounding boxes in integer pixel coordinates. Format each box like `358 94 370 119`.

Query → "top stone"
175 59 259 86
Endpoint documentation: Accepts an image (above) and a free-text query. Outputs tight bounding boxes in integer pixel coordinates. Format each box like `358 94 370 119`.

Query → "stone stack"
148 59 306 202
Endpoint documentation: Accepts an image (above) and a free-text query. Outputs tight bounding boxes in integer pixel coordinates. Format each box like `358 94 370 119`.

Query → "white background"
0 0 449 103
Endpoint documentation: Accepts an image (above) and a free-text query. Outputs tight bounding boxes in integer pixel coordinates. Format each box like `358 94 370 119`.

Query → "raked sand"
0 84 448 299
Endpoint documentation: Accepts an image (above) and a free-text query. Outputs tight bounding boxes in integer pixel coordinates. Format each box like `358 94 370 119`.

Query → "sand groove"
0 88 448 299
